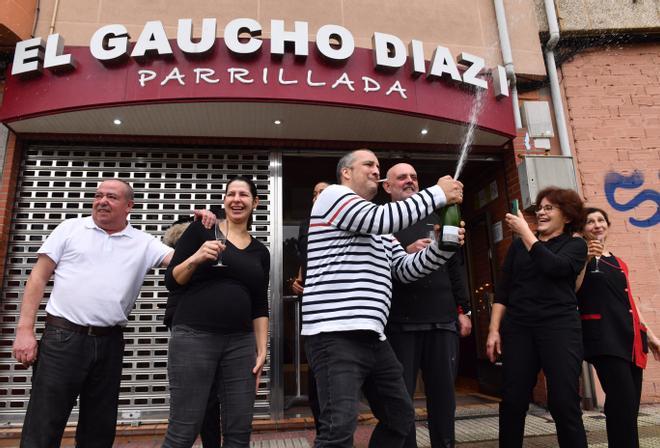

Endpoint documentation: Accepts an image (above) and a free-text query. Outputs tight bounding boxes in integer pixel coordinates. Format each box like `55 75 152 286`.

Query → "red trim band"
580 314 602 320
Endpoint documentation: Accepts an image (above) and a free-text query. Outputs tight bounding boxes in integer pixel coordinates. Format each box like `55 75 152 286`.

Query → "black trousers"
21 325 124 448
591 355 643 448
499 321 587 448
305 331 414 448
386 329 459 448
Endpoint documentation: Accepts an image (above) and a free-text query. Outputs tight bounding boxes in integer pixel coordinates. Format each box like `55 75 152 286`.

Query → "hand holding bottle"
437 175 464 204
504 210 531 236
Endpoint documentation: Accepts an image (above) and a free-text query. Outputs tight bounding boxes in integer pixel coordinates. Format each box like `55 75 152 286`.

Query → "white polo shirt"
40 216 172 327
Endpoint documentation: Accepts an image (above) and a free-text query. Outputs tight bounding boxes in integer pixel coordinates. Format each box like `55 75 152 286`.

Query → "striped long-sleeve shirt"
300 183 456 340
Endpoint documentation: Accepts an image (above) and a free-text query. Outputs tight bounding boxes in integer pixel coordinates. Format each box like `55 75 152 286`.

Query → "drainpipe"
545 0 596 407
31 0 41 38
48 0 61 34
544 0 572 157
493 0 522 129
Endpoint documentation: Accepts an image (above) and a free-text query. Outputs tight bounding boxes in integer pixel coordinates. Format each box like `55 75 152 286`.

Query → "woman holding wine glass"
576 207 660 448
162 176 270 448
486 187 588 448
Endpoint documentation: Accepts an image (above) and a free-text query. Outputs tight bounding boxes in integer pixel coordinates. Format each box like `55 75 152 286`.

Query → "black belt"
46 314 122 336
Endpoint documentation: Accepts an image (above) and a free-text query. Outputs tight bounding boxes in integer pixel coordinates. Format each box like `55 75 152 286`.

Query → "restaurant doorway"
278 151 503 416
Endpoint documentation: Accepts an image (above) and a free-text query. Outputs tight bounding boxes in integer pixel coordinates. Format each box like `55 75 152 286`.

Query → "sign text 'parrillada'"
10 18 510 98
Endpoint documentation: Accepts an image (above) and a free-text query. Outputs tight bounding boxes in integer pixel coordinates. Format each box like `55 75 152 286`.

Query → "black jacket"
577 255 648 363
495 232 587 327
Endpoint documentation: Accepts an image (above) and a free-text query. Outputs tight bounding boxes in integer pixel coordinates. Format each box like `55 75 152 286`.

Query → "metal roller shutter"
0 145 274 424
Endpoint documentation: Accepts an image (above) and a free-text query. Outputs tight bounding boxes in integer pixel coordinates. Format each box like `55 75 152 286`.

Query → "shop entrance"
278 151 505 417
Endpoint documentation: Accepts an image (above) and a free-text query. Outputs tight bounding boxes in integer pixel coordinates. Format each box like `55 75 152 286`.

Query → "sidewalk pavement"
2 403 660 447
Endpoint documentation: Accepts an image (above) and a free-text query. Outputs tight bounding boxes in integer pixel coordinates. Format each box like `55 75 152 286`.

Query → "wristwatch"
463 311 472 317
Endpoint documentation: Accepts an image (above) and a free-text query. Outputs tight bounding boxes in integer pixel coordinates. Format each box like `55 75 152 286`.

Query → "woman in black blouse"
576 207 659 448
162 176 270 448
486 187 588 448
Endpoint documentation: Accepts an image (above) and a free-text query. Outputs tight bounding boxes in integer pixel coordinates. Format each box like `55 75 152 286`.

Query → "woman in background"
162 176 269 448
576 207 660 448
486 187 588 448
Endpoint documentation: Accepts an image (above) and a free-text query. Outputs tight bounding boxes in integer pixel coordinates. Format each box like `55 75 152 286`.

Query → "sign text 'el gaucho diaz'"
10 18 510 99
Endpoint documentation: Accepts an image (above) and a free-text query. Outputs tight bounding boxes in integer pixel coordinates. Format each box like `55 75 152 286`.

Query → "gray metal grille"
0 145 273 423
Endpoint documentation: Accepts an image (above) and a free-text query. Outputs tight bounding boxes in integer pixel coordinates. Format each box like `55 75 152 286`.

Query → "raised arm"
390 226 465 284
13 255 57 366
165 221 222 289
313 184 448 236
505 211 587 278
528 237 587 278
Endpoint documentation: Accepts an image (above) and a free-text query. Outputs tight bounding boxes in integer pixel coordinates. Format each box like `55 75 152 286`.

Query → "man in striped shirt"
302 149 464 448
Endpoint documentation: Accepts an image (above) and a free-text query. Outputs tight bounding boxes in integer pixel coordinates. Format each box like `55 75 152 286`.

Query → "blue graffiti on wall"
604 170 660 228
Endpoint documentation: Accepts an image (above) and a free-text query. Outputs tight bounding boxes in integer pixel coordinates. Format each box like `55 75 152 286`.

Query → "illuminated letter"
271 20 309 57
224 18 263 55
362 76 380 93
409 39 425 76
458 52 487 89
177 18 216 55
278 68 298 85
90 24 130 62
160 67 185 86
372 32 406 70
194 68 220 84
131 21 173 58
331 72 355 91
228 68 254 84
386 81 407 99
428 46 461 82
316 24 354 61
306 70 326 87
137 70 157 87
11 37 45 76
43 34 74 72
493 65 509 98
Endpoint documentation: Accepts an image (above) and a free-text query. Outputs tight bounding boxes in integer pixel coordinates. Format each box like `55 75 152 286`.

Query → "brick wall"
562 42 660 403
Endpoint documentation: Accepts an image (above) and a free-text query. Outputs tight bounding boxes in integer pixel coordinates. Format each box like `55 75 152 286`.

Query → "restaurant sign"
10 18 509 98
1 18 514 137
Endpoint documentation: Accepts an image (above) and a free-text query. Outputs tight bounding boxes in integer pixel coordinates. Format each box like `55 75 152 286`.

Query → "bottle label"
442 225 460 244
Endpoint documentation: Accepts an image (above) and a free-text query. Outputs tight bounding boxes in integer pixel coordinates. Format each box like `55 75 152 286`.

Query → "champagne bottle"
437 204 461 252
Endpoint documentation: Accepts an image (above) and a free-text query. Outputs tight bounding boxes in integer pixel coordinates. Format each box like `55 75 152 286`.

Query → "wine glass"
427 223 438 242
590 235 604 275
212 221 228 267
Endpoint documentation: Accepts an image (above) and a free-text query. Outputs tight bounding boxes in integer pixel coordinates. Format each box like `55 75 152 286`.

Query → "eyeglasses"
534 204 554 214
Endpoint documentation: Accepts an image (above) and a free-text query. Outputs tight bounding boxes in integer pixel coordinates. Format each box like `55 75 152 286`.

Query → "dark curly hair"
535 187 584 234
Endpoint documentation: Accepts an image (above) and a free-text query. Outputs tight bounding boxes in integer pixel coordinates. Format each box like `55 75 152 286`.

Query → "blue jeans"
21 325 124 448
162 326 256 448
305 331 414 448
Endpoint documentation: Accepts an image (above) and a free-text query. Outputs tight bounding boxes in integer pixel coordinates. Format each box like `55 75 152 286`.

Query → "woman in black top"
162 176 270 448
486 187 588 448
576 207 659 448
